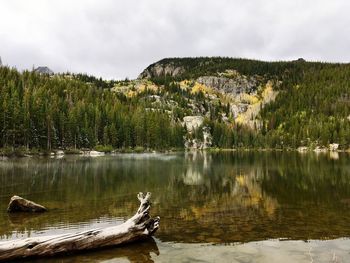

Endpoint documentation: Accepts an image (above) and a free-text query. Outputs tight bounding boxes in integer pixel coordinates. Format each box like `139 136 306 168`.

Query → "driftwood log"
7 195 47 213
0 192 160 262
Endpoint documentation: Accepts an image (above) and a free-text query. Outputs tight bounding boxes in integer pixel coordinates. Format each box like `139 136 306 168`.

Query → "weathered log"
7 195 47 213
0 192 160 261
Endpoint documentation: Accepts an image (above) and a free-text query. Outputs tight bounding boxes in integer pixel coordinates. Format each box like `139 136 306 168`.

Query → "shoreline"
0 148 184 158
1 146 349 159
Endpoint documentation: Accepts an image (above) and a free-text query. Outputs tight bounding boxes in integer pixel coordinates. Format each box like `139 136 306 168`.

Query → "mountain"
0 56 2 67
0 57 349 153
135 57 350 149
34 66 54 75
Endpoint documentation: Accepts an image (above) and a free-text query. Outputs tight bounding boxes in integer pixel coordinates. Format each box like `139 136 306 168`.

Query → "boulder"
7 195 47 213
329 143 339 151
313 146 328 153
0 193 159 261
183 116 204 132
297 146 308 152
88 150 105 157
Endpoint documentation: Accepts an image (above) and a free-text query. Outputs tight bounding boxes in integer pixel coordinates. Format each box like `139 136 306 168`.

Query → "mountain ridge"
0 57 349 153
34 66 54 75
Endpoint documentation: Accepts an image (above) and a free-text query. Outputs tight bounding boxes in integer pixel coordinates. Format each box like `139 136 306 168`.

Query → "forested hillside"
141 57 350 149
0 68 184 152
0 57 350 154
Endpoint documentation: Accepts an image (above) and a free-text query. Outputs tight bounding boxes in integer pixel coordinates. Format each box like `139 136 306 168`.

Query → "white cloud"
0 0 349 79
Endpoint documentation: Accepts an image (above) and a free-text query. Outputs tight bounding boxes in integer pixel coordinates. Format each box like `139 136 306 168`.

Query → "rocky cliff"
138 62 184 79
118 58 280 149
34 66 54 75
196 72 258 95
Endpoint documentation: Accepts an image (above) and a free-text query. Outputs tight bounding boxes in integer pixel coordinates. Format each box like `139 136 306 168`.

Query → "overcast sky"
0 0 349 79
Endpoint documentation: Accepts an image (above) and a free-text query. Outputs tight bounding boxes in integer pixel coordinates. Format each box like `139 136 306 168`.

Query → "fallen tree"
0 192 160 262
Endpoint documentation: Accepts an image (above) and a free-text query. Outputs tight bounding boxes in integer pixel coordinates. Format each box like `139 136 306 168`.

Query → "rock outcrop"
196 75 258 95
230 104 249 118
202 127 212 148
184 134 212 149
183 116 212 149
138 62 184 79
329 143 339 151
34 66 54 75
7 195 47 213
297 146 308 152
183 116 204 132
135 60 279 148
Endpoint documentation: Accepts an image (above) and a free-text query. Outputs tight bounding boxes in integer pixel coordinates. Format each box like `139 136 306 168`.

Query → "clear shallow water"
1 152 350 262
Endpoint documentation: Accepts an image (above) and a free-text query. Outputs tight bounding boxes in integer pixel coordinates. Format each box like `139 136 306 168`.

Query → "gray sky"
1 0 349 79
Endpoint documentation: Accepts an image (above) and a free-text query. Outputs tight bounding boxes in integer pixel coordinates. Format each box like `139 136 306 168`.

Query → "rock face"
7 195 47 213
196 75 258 95
183 116 212 149
138 62 184 79
136 60 279 148
202 128 212 148
230 104 249 118
184 133 212 149
34 66 54 75
329 143 339 151
183 116 204 132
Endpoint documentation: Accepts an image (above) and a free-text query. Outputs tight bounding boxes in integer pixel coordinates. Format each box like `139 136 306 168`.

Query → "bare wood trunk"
0 192 160 262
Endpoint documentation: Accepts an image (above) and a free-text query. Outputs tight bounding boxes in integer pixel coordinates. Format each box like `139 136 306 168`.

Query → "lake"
1 152 350 262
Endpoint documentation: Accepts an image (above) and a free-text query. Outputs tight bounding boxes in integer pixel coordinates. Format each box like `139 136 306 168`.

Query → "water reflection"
0 152 350 245
29 238 159 263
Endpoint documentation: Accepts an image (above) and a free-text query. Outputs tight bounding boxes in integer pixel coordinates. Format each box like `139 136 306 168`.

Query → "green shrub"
94 145 114 153
64 148 81 155
13 147 27 157
134 146 145 153
0 147 27 157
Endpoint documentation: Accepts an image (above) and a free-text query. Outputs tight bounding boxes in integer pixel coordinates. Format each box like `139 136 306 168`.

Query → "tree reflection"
1 152 350 244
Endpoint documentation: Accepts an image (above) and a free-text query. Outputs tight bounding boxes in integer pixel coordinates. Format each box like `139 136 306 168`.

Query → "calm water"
1 152 350 262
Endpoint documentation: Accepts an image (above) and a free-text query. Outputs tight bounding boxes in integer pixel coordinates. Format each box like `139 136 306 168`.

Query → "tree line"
1 57 350 152
0 67 184 151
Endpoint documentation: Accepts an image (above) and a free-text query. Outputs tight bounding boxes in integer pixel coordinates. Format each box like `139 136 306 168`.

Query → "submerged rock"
7 195 47 213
